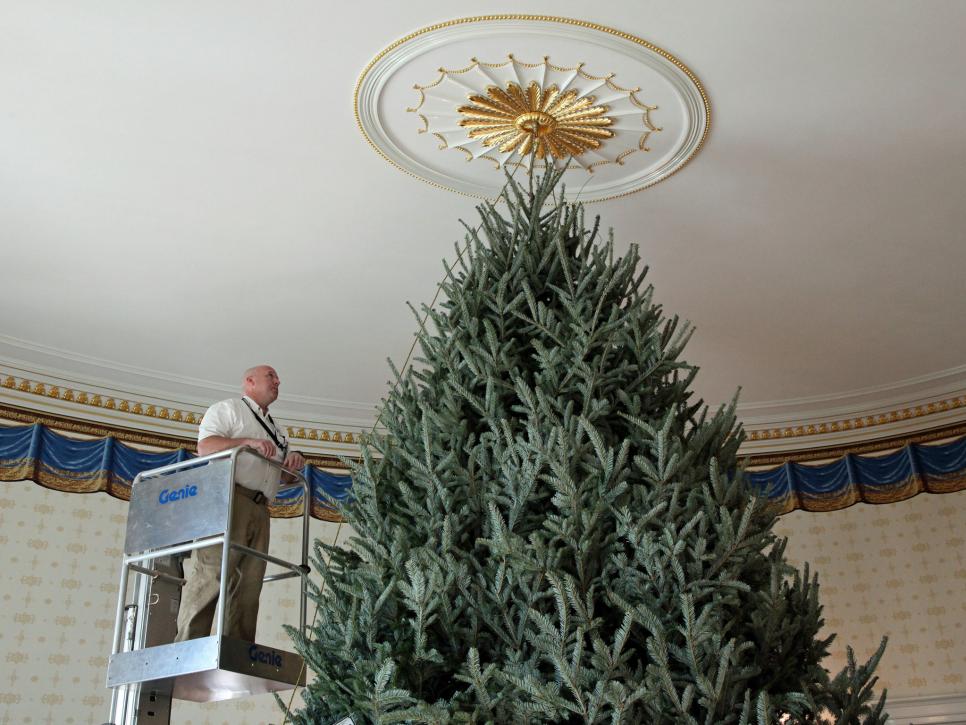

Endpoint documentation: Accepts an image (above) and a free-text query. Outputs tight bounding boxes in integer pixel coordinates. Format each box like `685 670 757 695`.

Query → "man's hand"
245 438 277 459
283 451 306 472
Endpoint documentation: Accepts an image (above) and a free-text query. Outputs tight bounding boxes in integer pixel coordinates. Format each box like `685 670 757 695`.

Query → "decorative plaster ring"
409 55 660 171
355 16 710 202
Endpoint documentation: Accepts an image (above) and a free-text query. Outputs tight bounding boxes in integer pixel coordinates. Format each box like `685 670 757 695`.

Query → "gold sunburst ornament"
358 17 710 199
457 81 614 160
408 55 662 174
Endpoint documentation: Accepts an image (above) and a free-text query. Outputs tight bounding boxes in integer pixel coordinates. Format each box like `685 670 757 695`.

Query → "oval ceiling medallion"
355 15 710 202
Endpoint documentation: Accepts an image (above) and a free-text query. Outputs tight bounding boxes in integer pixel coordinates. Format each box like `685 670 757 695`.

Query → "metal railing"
109 445 312 661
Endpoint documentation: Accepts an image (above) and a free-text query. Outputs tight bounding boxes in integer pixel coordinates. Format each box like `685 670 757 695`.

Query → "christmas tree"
286 169 887 724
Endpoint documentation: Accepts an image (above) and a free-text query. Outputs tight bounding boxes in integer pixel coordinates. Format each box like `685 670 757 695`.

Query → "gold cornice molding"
0 373 364 448
743 393 966 443
4 370 963 465
0 402 355 470
745 421 966 468
5 399 964 473
1 373 204 423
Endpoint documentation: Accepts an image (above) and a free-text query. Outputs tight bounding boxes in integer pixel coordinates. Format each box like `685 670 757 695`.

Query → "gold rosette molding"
409 55 659 172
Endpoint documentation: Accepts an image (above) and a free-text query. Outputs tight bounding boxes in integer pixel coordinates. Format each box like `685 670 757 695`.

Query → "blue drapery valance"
746 436 966 512
0 423 351 521
1 423 964 515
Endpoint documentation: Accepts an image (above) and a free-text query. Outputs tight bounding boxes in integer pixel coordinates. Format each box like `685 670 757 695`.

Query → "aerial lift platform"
104 447 310 723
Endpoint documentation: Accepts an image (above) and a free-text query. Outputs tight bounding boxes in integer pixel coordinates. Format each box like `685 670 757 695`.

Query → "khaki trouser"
175 489 270 642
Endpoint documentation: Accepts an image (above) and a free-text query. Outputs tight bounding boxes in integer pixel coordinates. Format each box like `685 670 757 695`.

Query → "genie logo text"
249 645 283 667
158 485 198 504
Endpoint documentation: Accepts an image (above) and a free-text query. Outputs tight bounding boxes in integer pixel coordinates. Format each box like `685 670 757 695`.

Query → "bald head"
242 365 280 411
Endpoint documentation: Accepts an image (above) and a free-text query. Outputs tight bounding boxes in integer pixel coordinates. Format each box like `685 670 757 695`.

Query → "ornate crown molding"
4 340 966 459
737 365 966 455
742 396 966 446
0 333 377 423
745 421 966 468
0 364 369 455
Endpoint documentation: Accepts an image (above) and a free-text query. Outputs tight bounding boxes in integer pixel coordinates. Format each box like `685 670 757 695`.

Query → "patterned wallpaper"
0 483 963 723
775 490 966 697
0 483 345 724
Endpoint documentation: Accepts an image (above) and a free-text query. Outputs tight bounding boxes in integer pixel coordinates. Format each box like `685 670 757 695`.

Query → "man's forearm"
199 435 277 460
198 435 250 456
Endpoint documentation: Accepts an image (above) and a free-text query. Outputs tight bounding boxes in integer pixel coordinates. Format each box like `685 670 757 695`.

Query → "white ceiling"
2 1 965 431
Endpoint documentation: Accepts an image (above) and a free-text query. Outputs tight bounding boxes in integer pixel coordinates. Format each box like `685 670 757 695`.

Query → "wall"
775 490 966 697
1 483 964 724
0 482 344 725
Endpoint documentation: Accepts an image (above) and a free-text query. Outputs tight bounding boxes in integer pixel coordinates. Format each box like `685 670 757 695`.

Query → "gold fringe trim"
786 473 966 514
1 460 347 523
0 403 355 470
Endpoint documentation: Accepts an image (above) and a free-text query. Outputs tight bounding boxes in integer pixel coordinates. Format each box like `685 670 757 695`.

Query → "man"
175 364 306 643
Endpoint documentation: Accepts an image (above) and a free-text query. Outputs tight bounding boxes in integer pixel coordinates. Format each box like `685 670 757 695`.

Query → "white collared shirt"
197 395 289 499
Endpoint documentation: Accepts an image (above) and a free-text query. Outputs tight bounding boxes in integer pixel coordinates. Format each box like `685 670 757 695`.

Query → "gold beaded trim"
4 372 962 447
0 374 362 445
744 396 966 442
746 422 966 468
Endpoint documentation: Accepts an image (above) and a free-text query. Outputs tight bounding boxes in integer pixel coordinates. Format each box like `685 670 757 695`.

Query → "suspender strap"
240 399 288 454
